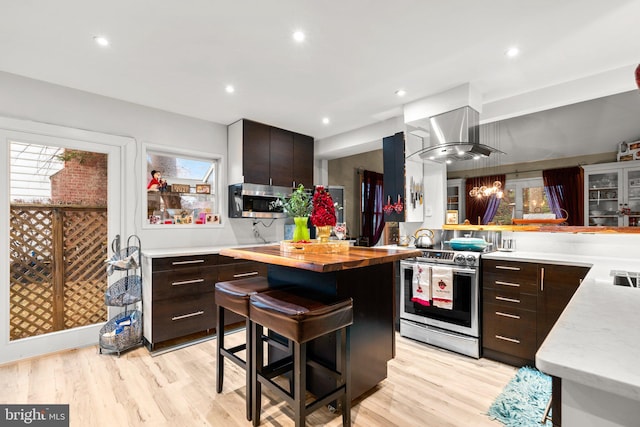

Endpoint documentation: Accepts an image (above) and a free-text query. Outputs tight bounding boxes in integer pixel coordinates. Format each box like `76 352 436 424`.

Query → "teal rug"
488 366 552 427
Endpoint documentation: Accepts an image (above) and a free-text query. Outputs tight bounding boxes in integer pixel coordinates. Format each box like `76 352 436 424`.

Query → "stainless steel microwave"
228 183 290 218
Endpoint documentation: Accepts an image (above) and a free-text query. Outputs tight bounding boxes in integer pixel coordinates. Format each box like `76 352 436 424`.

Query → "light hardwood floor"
0 332 516 426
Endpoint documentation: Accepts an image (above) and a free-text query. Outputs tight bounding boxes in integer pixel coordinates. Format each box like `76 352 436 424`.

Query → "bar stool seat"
249 288 353 427
215 275 272 421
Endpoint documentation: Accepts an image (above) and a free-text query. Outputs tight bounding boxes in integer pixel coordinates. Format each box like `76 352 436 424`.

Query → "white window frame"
504 177 546 219
142 143 223 229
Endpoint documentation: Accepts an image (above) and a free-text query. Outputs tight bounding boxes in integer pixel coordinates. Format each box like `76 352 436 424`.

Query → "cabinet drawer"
483 302 536 330
217 261 267 282
483 306 536 360
483 259 537 281
151 294 215 343
483 271 538 294
483 288 537 310
152 266 218 300
152 254 218 272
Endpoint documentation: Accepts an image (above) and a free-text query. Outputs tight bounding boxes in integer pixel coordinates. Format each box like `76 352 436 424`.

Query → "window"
145 147 221 227
493 178 551 225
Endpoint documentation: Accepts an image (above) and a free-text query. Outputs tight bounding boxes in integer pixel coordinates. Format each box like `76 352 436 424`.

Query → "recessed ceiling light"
293 30 305 43
445 159 452 164
505 46 519 58
93 36 109 47
322 117 330 125
225 85 235 94
473 155 481 160
395 89 406 97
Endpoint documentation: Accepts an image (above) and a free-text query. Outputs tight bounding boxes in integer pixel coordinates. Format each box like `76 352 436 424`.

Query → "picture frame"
196 184 211 194
171 184 191 193
446 210 459 224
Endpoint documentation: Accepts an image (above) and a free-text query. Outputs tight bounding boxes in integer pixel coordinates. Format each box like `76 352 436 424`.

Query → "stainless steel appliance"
228 183 289 218
399 248 481 358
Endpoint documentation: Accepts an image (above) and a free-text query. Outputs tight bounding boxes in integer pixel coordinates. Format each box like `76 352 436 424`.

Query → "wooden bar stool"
249 288 353 427
215 276 276 421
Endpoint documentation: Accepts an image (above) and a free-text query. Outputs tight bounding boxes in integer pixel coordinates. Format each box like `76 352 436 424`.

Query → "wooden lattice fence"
9 204 108 340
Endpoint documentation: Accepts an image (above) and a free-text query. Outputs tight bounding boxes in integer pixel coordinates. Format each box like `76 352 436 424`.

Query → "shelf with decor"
99 235 143 356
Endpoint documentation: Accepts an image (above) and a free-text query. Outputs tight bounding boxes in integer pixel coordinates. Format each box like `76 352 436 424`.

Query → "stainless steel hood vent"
406 106 504 162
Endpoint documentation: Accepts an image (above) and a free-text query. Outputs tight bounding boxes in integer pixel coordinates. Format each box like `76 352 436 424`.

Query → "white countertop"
483 250 640 401
141 243 274 258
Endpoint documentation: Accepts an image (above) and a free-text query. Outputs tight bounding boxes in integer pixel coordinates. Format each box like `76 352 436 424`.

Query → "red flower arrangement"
310 186 337 227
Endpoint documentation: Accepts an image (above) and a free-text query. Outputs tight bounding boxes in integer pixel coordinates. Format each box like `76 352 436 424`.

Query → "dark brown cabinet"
293 133 314 188
482 259 589 366
536 264 590 349
230 119 314 188
142 253 266 348
242 120 271 185
383 132 405 222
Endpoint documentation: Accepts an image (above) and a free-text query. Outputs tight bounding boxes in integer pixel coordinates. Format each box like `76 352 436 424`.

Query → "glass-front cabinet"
446 179 465 223
583 162 640 227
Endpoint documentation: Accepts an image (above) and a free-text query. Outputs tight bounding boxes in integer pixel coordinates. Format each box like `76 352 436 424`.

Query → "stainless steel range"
399 247 482 358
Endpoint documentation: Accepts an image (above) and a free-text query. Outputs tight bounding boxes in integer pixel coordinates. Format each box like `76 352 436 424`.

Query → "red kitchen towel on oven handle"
411 264 431 306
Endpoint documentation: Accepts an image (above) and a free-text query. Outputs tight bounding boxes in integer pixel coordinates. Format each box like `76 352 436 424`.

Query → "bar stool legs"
249 289 353 427
216 305 252 420
214 276 272 422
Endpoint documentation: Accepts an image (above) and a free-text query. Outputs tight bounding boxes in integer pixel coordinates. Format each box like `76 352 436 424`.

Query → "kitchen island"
220 244 421 400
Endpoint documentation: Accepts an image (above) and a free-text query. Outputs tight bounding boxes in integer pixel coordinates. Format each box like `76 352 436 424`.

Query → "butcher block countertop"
220 244 421 273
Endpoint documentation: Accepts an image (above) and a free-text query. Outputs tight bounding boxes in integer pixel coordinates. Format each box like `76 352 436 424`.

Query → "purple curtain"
542 166 584 225
361 170 385 246
482 195 501 224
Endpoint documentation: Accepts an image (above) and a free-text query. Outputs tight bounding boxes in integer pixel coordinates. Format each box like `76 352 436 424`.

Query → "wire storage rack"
99 234 143 356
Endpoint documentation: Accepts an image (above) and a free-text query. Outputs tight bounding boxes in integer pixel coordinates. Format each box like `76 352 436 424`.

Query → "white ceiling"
1 0 639 146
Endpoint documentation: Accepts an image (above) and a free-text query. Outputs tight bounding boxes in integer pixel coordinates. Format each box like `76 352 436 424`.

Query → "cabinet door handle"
540 267 545 291
495 280 520 287
496 335 520 344
233 271 259 278
171 278 205 286
496 265 520 271
172 259 205 265
172 311 204 321
495 296 520 304
496 311 520 319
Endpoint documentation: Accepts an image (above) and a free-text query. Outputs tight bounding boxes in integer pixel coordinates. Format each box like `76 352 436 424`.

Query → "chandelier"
468 122 504 199
469 180 503 199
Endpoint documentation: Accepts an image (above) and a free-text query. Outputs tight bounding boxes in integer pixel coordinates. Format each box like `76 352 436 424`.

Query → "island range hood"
406 105 504 162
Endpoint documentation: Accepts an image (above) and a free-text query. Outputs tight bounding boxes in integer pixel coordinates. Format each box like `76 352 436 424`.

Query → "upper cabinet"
383 132 424 223
583 161 640 227
228 119 314 188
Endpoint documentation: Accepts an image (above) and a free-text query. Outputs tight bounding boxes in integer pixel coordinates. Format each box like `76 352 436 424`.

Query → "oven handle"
400 261 476 275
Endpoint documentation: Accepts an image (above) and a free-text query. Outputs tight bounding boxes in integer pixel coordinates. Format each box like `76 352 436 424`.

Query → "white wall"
0 71 285 249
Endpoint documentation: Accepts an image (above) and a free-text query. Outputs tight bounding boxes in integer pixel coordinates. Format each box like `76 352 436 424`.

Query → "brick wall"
51 150 108 206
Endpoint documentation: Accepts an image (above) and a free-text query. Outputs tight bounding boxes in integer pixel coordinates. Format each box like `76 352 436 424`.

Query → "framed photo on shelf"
195 184 211 194
171 184 190 193
446 210 459 224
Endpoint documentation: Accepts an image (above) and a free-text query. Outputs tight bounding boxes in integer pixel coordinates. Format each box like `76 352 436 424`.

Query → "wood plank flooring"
0 332 516 426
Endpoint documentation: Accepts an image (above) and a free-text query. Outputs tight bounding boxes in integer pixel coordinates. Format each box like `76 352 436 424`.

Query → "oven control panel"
416 249 480 267
453 253 480 267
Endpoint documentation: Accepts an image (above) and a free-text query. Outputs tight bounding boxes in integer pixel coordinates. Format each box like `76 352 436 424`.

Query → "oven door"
400 260 479 337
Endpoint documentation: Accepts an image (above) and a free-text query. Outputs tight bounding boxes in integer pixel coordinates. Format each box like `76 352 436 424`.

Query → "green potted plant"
281 184 312 242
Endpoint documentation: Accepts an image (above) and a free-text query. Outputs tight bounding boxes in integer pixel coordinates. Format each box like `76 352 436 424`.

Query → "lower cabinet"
482 258 589 366
142 252 266 349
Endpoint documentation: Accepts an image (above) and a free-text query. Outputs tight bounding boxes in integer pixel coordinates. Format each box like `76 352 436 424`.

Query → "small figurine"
147 170 167 191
